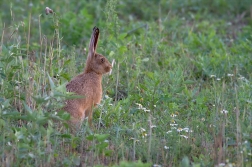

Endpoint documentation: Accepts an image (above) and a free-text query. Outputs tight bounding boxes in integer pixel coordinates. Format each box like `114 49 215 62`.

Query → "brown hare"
64 26 112 129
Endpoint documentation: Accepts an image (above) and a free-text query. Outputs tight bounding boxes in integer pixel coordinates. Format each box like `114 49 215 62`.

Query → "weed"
0 0 252 166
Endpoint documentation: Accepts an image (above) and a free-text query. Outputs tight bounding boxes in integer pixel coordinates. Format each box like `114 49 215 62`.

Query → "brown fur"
64 27 112 129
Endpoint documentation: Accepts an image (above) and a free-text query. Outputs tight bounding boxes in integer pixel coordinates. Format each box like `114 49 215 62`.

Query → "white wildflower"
142 133 147 138
183 128 190 132
218 163 225 167
209 124 216 128
166 130 172 134
180 135 188 139
136 103 143 109
220 109 228 114
140 128 146 132
153 165 161 167
170 113 177 117
129 138 139 142
136 103 150 112
177 128 183 132
164 146 169 150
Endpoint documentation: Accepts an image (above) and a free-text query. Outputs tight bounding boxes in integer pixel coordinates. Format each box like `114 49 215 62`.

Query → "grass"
0 0 252 166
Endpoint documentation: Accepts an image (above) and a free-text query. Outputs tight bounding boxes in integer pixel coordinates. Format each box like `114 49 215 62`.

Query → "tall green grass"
0 0 252 166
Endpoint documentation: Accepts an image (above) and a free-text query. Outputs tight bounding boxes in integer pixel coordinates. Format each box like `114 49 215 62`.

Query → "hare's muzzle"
106 63 112 73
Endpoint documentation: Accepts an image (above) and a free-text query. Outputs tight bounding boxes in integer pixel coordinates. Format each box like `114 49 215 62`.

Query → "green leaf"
28 152 36 159
2 99 11 108
55 82 67 93
60 134 72 139
18 143 31 151
180 156 190 167
22 102 33 114
0 119 6 128
118 46 127 55
73 155 80 166
146 72 154 80
47 73 55 90
95 134 109 142
36 116 48 125
15 131 25 140
184 80 196 84
97 142 109 152
65 93 85 100
57 111 70 121
0 44 8 54
104 150 112 156
32 96 49 104
86 135 95 141
118 33 127 40
142 58 149 62
11 65 21 70
2 111 20 118
109 51 115 57
192 163 201 167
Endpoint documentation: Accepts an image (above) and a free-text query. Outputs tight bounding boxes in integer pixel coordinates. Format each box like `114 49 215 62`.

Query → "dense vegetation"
0 0 252 166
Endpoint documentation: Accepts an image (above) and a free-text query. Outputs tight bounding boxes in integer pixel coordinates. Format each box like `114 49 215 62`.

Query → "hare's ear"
88 26 99 58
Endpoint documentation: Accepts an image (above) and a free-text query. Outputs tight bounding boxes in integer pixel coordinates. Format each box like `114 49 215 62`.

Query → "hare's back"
66 73 94 95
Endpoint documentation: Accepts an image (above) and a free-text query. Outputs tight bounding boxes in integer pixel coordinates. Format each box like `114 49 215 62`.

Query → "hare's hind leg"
67 107 85 131
69 116 82 129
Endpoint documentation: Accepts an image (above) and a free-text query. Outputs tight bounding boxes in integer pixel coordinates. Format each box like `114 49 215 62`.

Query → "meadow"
0 0 252 166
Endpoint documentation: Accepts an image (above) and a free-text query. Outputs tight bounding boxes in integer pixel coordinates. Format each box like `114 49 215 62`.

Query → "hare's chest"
93 84 102 104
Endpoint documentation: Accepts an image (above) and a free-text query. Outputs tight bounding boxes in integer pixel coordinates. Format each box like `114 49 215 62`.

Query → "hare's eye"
101 58 105 63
